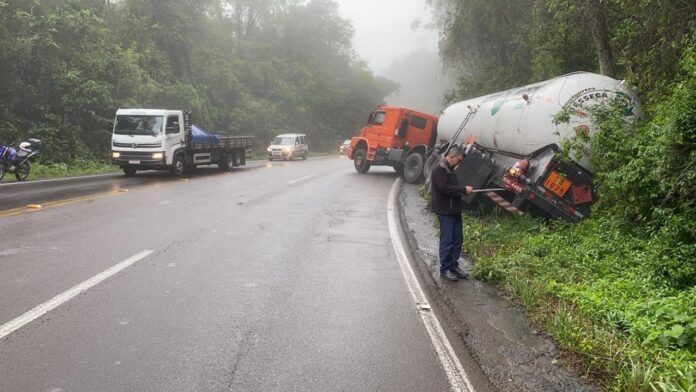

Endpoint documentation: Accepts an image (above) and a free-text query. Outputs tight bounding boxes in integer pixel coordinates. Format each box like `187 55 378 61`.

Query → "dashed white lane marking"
0 250 154 340
288 175 315 185
387 178 475 392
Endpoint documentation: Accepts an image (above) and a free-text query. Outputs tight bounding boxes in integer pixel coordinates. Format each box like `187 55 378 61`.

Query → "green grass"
456 211 695 391
1 160 118 182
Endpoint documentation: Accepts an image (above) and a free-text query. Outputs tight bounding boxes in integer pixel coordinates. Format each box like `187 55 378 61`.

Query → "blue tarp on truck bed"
191 125 219 146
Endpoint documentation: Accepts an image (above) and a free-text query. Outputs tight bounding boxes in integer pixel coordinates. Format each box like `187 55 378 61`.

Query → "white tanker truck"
425 72 641 222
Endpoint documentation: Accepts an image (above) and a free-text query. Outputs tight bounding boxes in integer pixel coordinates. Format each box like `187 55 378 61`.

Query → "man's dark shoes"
451 268 469 279
440 270 459 281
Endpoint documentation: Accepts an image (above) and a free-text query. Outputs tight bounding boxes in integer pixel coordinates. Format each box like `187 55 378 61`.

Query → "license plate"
543 171 572 197
503 175 524 194
128 160 141 165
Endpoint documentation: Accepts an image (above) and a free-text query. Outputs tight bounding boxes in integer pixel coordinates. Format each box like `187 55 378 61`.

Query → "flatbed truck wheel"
233 151 243 167
171 155 185 177
353 149 370 173
219 153 233 171
123 166 137 177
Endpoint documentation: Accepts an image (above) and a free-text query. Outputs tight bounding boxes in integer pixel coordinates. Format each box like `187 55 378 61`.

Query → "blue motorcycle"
0 139 41 182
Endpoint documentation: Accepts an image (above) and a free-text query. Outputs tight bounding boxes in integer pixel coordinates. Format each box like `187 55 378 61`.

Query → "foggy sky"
336 0 452 114
335 0 439 73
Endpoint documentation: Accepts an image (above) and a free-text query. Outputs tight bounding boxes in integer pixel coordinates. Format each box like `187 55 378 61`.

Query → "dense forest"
0 0 397 162
427 1 695 390
429 0 695 105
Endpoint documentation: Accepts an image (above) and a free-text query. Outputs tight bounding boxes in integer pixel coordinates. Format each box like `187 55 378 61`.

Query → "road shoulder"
397 182 594 392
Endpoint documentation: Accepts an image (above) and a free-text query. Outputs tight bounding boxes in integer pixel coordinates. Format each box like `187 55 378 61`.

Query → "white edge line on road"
288 175 315 185
0 250 154 340
0 172 119 187
387 178 476 392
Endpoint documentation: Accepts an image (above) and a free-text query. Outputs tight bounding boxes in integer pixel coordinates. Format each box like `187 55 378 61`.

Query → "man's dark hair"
446 145 464 159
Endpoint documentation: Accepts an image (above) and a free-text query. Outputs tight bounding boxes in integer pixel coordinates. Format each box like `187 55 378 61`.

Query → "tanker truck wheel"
353 149 370 174
403 152 425 183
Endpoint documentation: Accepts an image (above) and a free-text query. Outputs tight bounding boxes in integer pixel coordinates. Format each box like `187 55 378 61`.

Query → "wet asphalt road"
0 157 469 391
0 162 272 212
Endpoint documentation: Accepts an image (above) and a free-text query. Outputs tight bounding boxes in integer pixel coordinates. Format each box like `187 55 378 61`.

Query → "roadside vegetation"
427 1 695 390
0 0 395 172
2 160 117 182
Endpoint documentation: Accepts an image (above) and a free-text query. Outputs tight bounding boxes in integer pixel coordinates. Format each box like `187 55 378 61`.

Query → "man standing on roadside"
430 145 473 281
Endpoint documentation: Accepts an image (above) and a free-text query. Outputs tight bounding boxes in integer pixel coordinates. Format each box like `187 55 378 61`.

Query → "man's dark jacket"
430 160 466 215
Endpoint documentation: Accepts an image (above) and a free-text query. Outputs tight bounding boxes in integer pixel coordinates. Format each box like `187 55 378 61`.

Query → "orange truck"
348 106 438 183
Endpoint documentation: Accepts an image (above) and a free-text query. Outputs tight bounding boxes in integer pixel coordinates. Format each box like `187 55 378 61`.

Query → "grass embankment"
2 160 117 182
462 213 694 390
437 43 695 391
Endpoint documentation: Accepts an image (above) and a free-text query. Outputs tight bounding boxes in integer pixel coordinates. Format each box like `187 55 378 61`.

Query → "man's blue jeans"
437 214 463 273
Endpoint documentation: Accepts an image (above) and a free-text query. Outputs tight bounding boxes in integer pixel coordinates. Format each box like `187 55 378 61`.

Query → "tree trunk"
584 0 617 78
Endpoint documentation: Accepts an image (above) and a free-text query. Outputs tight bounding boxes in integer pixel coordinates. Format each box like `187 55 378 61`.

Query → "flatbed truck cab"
111 109 253 176
349 106 438 183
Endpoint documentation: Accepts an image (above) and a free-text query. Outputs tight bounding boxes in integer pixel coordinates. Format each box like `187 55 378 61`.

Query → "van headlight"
112 152 121 158
267 147 272 152
152 152 164 159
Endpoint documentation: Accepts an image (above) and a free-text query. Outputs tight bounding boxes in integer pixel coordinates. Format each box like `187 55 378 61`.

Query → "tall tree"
583 0 617 77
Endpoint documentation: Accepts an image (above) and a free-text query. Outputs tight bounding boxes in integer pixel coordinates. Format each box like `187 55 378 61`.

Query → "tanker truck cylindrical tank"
437 72 641 165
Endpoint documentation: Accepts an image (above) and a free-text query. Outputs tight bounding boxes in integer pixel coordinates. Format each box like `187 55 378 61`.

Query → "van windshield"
273 137 295 145
115 115 164 136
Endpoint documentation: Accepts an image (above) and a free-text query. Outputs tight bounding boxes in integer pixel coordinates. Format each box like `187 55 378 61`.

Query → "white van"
267 133 308 160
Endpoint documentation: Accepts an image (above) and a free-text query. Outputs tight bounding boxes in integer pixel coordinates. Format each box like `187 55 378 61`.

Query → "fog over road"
0 157 491 392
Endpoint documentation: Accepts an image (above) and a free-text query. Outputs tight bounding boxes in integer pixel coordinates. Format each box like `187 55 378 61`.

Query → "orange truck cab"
349 106 438 183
